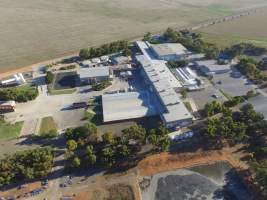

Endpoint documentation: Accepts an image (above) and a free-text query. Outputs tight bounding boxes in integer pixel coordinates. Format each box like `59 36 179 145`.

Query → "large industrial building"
102 92 157 122
101 41 193 128
135 41 193 128
150 43 189 61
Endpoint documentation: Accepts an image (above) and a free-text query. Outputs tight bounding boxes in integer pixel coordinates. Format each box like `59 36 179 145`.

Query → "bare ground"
1 0 267 73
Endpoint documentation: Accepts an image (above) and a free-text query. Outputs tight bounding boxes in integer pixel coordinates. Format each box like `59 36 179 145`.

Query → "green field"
1 0 267 72
0 120 23 140
48 87 77 95
38 117 57 135
198 10 267 48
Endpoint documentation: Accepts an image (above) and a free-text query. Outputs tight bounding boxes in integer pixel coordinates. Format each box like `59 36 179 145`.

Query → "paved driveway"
248 94 267 119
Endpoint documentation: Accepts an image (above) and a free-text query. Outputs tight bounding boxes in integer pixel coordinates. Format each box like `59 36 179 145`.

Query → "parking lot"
212 69 255 97
248 94 267 119
188 77 226 110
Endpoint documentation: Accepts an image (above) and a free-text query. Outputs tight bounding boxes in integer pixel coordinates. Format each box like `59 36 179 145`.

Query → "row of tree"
0 147 54 187
63 123 170 169
223 43 267 59
0 86 38 102
92 80 112 91
236 57 267 84
79 40 130 60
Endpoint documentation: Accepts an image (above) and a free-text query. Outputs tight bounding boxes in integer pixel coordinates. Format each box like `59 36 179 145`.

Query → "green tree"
122 124 146 144
66 139 77 151
204 101 223 117
143 32 152 41
102 131 114 144
118 145 130 158
85 145 96 165
157 137 171 152
101 147 115 168
45 71 54 84
72 157 81 168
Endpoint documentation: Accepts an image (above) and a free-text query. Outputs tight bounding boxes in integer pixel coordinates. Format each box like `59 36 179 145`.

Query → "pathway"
19 119 39 137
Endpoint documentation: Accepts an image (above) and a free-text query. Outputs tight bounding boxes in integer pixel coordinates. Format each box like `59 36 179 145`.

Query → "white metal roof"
102 92 157 122
79 66 110 79
135 41 192 124
174 67 198 86
196 60 231 73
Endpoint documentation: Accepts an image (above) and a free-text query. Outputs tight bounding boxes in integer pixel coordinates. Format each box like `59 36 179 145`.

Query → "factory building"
135 41 193 128
102 91 157 122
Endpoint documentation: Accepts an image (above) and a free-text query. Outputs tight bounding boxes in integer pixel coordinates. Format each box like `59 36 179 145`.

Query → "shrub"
92 81 112 91
45 71 54 84
0 86 38 102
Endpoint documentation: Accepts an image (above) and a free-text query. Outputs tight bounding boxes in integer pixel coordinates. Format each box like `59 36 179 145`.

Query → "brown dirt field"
1 0 267 73
199 10 267 48
137 147 249 177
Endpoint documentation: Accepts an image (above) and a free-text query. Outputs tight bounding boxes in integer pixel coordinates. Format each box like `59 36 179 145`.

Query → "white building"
79 66 111 84
196 60 231 76
151 43 189 61
173 67 199 90
1 73 26 86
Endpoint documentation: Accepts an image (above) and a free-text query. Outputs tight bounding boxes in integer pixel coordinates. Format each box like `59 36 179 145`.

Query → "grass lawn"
38 117 57 135
184 102 193 112
48 87 76 95
219 89 232 100
0 120 23 140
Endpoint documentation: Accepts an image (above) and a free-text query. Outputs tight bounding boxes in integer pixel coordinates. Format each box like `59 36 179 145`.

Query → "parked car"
72 102 87 109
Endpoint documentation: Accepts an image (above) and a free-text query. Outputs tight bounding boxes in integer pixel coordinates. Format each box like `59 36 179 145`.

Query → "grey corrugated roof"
102 92 157 122
136 41 192 124
196 60 231 73
79 66 110 79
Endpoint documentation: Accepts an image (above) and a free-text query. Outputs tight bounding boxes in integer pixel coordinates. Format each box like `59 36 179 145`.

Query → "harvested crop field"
199 10 267 48
1 0 267 73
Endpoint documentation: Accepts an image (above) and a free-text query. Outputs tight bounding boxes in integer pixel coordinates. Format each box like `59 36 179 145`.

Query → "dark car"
72 102 87 109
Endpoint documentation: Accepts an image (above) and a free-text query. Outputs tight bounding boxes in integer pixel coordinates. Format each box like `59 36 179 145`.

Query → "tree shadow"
15 136 66 149
212 169 254 200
